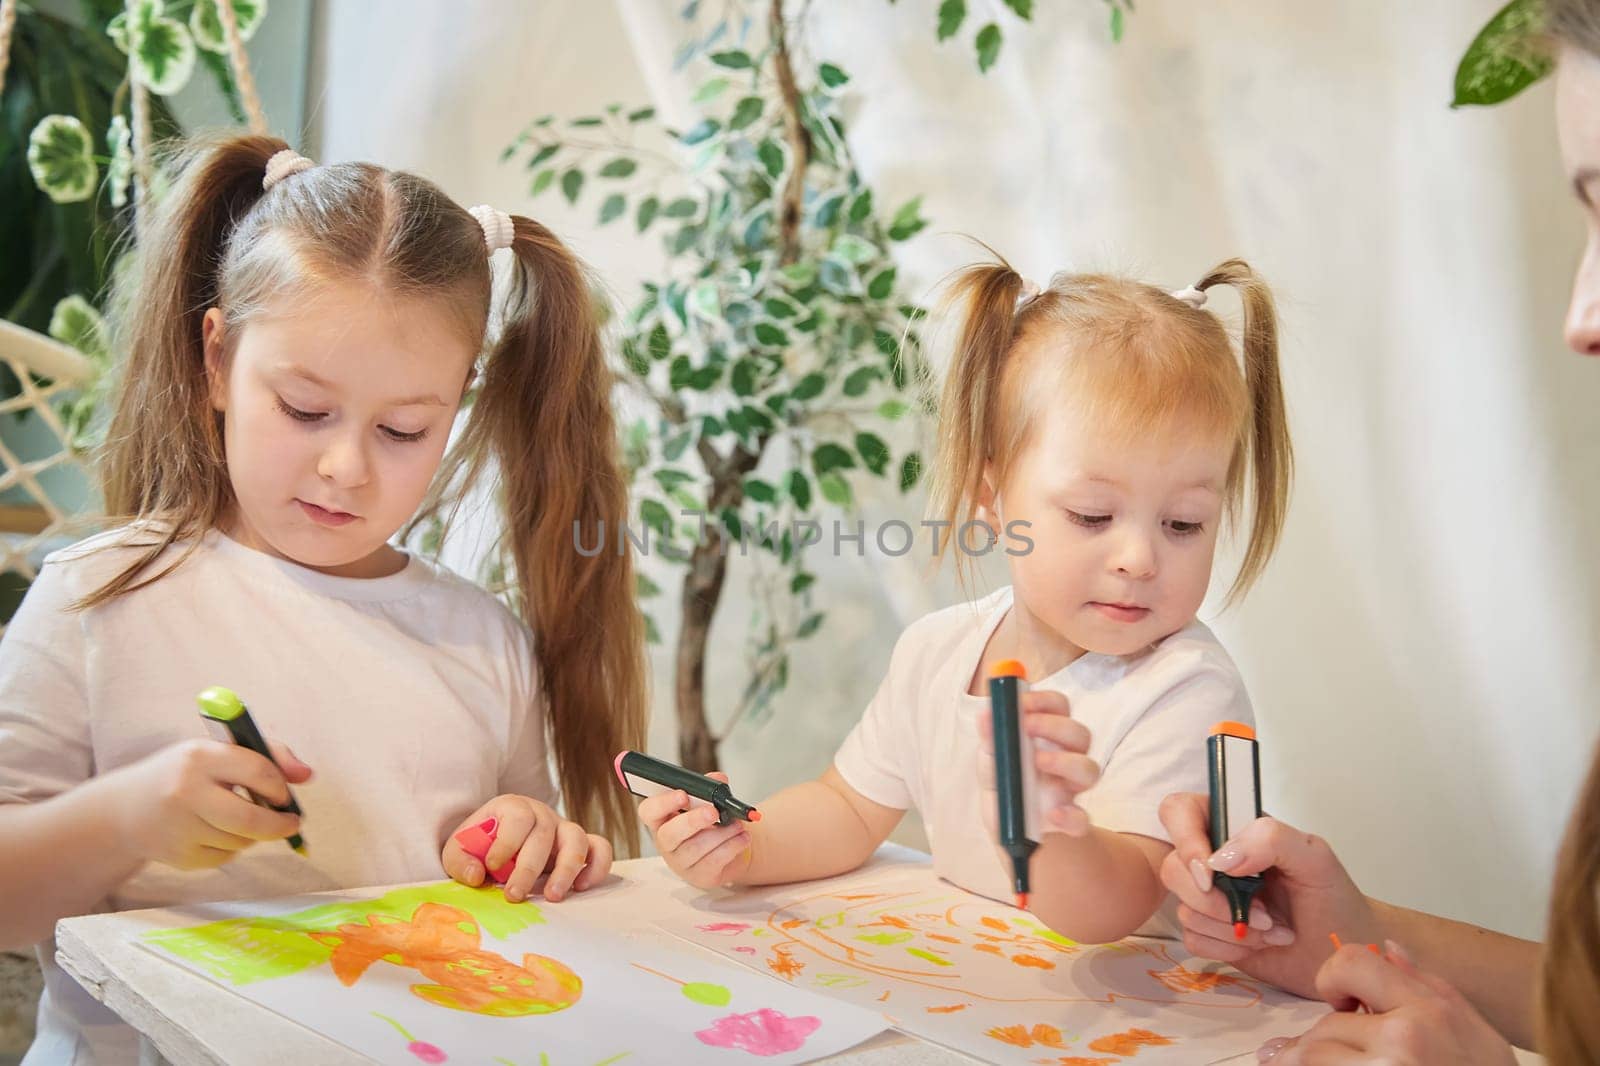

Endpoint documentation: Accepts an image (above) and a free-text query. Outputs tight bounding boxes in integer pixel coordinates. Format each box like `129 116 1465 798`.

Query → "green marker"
196 686 305 853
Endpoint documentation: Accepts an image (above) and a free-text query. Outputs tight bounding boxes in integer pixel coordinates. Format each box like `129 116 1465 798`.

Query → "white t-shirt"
834 586 1254 923
0 527 554 1066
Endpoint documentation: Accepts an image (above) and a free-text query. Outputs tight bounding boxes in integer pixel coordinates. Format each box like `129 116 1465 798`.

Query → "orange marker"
614 751 761 825
1208 721 1263 939
989 660 1039 910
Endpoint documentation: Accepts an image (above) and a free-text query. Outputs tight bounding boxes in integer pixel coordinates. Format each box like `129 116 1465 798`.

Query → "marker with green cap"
196 686 305 853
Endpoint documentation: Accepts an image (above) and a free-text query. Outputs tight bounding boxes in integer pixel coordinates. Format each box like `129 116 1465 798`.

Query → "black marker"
989 660 1039 910
614 751 762 826
196 686 305 852
1208 720 1263 939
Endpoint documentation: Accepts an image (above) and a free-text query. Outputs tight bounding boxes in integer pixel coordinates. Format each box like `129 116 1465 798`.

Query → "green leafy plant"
1452 0 1553 108
502 0 1123 771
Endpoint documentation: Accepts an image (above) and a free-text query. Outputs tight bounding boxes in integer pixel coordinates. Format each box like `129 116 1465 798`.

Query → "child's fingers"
655 804 722 855
265 739 313 783
487 802 552 876
671 820 748 870
1180 902 1292 947
1045 803 1091 836
1180 923 1259 965
541 821 592 902
638 790 690 833
1019 690 1071 716
687 826 751 885
1157 792 1217 899
1023 709 1090 753
571 834 614 892
1034 749 1099 791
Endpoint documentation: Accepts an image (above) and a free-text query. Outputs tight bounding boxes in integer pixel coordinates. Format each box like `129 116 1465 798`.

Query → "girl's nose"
1113 532 1157 580
1566 237 1600 356
317 431 371 488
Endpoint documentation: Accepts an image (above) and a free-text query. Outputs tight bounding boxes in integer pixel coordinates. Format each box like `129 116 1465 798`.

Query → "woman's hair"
927 253 1291 604
87 133 646 852
1540 9 1600 1062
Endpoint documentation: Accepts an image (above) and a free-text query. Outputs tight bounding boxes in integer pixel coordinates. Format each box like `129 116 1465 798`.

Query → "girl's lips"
297 499 358 527
1091 601 1150 623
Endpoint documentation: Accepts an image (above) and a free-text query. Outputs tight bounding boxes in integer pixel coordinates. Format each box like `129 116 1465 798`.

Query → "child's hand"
110 737 311 869
442 795 612 903
977 690 1099 836
638 772 752 890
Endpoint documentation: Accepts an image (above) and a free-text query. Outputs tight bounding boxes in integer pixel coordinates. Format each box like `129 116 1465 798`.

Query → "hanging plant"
127 0 198 96
26 115 97 205
188 0 267 53
1452 0 1553 108
106 115 133 209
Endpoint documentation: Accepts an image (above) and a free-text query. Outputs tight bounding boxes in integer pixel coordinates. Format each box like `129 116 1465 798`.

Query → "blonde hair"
87 133 646 853
928 253 1291 605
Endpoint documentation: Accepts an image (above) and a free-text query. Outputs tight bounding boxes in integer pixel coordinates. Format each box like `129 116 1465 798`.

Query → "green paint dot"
682 982 732 1006
855 931 913 945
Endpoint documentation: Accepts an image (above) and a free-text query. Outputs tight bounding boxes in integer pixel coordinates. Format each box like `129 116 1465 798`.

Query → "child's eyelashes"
1064 509 1112 529
1063 509 1206 537
1167 520 1205 537
275 397 428 443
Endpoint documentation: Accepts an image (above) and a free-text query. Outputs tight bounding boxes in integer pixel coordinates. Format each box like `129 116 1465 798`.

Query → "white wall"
311 0 1600 941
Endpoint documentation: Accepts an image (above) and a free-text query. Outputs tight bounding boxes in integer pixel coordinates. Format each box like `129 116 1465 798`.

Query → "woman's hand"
442 795 612 902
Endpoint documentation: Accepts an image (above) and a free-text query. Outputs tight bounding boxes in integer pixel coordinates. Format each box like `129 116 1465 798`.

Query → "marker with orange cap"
614 751 762 826
989 660 1040 910
1208 720 1264 940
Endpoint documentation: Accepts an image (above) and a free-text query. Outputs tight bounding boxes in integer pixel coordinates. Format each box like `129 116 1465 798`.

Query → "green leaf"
636 572 661 597
975 22 1002 73
743 478 777 503
753 322 790 348
1110 4 1125 42
599 157 638 178
530 168 557 196
640 499 673 537
780 262 817 287
887 196 928 241
622 338 650 376
877 399 910 420
813 443 856 474
758 139 785 178
107 12 130 53
843 366 879 397
819 258 857 295
730 359 758 396
26 116 97 204
819 62 849 88
819 472 853 507
855 432 890 476
937 0 967 41
628 106 657 123
709 49 754 69
654 469 695 493
729 95 764 130
792 372 826 401
106 116 133 209
664 197 699 218
832 234 877 263
561 168 585 204
797 612 825 638
1451 0 1551 108
900 451 923 492
669 354 693 389
570 116 605 128
848 189 874 224
643 613 661 645
867 267 898 301
663 431 692 461
692 77 731 103
763 298 797 319
648 324 672 361
525 144 560 169
598 193 627 225
874 328 901 357
680 119 721 146
189 0 267 53
131 10 198 95
787 470 813 509
636 196 661 231
689 365 721 390
48 296 110 364
1002 0 1033 17
688 281 720 320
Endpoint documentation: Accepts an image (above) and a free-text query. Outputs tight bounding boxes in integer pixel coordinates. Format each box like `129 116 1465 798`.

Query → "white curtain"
311 0 1599 941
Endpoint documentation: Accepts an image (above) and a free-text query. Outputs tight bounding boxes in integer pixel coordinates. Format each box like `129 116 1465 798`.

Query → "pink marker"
453 817 518 884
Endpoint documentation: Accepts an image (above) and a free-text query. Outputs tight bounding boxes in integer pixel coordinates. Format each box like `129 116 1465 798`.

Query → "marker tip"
1015 893 1029 910
748 809 762 822
1233 921 1248 940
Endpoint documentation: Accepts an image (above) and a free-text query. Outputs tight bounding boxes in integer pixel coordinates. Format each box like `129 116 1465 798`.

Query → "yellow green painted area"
855 931 913 945
906 947 953 966
681 982 732 1006
141 881 545 986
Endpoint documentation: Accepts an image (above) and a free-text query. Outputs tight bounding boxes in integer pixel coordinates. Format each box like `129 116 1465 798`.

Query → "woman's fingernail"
1257 1037 1292 1061
1189 859 1213 893
1264 926 1296 946
1384 938 1413 964
1209 847 1243 872
1249 908 1273 931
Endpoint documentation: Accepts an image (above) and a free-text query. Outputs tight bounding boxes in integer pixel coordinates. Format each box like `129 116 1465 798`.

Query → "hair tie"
468 204 515 254
262 149 314 191
1170 285 1207 310
1015 278 1042 309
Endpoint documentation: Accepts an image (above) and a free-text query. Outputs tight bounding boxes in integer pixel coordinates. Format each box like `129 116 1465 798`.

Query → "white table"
53 854 1538 1065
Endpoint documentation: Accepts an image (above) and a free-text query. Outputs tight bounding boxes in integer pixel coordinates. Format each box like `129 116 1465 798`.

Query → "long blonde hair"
89 133 646 852
928 253 1292 605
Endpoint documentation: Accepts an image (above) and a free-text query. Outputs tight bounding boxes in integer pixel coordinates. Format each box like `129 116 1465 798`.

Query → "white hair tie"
262 149 314 190
1170 285 1207 309
468 204 515 254
1015 278 1042 309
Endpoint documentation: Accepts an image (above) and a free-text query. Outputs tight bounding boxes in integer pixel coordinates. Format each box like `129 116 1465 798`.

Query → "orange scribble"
926 1003 969 1013
1151 963 1244 994
973 942 1005 956
1086 1028 1175 1055
1054 1058 1118 1065
839 893 880 900
766 945 805 981
984 1023 1066 1049
981 916 1010 932
780 918 806 930
877 990 891 1001
863 914 911 930
1011 953 1056 970
927 933 962 944
305 902 581 1017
